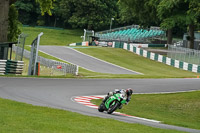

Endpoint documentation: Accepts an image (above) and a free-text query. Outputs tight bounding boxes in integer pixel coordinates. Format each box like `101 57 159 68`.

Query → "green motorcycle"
98 93 127 114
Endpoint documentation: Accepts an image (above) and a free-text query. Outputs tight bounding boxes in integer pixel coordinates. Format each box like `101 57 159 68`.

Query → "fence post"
36 62 40 76
75 66 79 75
28 32 43 75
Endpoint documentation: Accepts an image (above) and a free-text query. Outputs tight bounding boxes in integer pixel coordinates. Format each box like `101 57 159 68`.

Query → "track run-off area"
0 77 200 133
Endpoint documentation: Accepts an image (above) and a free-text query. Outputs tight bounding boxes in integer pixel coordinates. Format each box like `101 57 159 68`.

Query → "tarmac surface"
39 46 142 74
0 77 200 132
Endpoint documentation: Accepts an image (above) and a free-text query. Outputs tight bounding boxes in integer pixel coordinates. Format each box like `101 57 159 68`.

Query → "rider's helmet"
126 88 133 96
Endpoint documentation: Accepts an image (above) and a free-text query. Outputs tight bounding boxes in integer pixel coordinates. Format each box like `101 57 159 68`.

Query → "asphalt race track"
38 46 141 75
0 77 200 133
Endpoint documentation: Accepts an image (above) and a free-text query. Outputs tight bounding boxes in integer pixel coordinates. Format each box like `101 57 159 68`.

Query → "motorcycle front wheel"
98 103 105 112
107 101 120 114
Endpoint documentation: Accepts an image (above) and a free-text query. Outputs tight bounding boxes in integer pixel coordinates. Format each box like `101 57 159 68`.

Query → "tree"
157 0 191 44
157 0 200 48
0 0 10 42
15 0 41 25
60 0 118 30
0 0 55 42
35 0 55 15
119 0 160 27
120 0 199 47
118 1 138 25
50 0 64 27
186 0 200 49
8 4 21 42
15 0 64 27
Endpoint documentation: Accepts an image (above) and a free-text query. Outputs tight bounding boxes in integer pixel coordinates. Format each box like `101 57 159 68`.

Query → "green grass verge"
75 47 199 78
21 26 83 46
91 91 200 129
0 98 183 133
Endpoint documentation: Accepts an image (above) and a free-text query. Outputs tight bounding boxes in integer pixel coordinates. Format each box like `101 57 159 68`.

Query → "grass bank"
21 26 82 46
0 98 182 133
92 91 200 129
75 47 199 78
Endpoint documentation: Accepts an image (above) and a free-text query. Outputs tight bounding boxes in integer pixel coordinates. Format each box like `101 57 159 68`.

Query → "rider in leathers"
103 88 133 109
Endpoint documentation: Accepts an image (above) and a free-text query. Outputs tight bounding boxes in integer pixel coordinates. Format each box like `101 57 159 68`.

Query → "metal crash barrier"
5 60 24 75
0 41 24 75
0 60 24 75
0 60 6 75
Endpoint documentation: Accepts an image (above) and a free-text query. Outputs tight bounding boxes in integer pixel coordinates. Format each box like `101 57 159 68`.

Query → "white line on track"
38 48 95 72
133 89 199 94
66 47 143 75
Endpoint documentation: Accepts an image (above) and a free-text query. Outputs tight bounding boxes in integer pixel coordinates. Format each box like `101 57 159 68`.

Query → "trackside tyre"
98 103 105 112
107 101 120 114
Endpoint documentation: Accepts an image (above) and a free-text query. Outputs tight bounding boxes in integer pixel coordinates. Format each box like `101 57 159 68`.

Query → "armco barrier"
112 42 167 48
0 60 6 75
113 42 200 73
69 41 89 46
5 60 24 75
69 41 109 47
72 41 167 48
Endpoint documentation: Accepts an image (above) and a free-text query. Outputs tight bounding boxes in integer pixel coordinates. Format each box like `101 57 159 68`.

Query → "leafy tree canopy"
60 0 118 30
119 0 160 27
8 4 21 42
35 0 55 15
